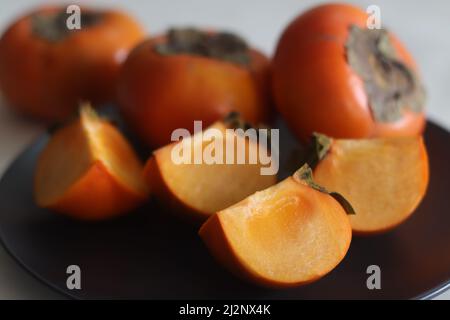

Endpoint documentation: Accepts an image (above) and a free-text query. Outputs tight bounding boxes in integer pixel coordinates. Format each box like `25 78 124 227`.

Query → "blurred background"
0 0 449 299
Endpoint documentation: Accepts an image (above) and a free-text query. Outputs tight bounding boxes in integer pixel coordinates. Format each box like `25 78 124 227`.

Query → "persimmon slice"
144 117 277 222
34 105 149 220
313 136 429 234
199 165 352 288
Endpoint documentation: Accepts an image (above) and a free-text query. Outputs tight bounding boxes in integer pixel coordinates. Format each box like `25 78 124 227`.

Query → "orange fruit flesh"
35 107 148 218
82 111 148 198
147 122 276 219
35 120 92 206
199 176 352 287
314 137 429 234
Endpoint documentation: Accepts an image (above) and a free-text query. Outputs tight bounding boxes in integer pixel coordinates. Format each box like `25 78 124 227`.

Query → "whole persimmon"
117 28 271 148
0 6 144 122
272 3 426 142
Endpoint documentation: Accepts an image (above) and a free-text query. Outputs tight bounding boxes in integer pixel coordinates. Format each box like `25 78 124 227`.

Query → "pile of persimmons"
0 3 429 288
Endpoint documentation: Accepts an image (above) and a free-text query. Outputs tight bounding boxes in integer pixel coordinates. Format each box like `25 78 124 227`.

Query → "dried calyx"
223 111 272 150
155 28 251 66
32 10 102 42
294 164 355 215
283 133 331 179
223 111 253 131
346 25 426 123
305 132 332 169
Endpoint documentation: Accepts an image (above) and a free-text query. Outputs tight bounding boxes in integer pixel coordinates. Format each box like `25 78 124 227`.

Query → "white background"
0 0 449 299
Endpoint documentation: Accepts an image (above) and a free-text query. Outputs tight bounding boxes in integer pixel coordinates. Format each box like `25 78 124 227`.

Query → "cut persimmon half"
34 104 149 220
199 165 353 288
144 114 277 222
312 134 429 234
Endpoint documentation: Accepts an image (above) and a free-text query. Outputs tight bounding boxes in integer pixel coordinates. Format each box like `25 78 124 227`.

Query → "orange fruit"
34 104 149 220
144 115 276 222
199 165 352 287
313 135 429 234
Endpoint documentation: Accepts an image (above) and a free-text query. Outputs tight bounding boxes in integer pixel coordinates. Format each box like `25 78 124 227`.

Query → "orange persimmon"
272 3 426 142
34 104 149 220
0 6 144 121
312 134 429 234
117 28 271 148
144 114 277 222
199 164 352 288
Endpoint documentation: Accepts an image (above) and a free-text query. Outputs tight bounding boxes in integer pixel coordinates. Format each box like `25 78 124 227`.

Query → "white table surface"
0 0 449 300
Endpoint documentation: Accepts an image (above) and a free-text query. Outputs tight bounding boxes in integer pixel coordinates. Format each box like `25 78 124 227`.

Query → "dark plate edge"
0 232 77 300
0 134 75 300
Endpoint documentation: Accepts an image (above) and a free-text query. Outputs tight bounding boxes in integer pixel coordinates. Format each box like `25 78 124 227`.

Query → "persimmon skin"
0 6 144 122
47 161 147 220
117 35 271 148
272 3 425 142
144 156 206 224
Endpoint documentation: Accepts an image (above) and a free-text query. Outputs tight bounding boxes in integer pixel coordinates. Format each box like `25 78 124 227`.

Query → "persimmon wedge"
313 135 429 234
199 165 352 288
34 105 149 220
144 115 277 222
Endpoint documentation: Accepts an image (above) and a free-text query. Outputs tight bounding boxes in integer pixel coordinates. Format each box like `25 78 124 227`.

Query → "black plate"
0 119 449 300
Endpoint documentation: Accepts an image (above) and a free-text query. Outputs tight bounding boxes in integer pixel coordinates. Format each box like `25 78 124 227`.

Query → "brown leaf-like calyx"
346 25 426 123
222 111 272 150
294 164 355 215
32 10 102 42
305 132 332 169
223 111 252 131
154 28 251 67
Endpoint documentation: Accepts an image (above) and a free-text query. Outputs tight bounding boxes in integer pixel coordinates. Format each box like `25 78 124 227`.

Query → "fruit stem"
294 164 355 215
305 133 332 169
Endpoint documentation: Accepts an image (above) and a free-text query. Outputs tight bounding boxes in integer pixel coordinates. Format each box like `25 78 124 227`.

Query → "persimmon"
199 164 353 288
144 114 277 222
0 6 144 121
310 134 429 234
272 3 426 142
117 28 271 148
34 104 149 220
